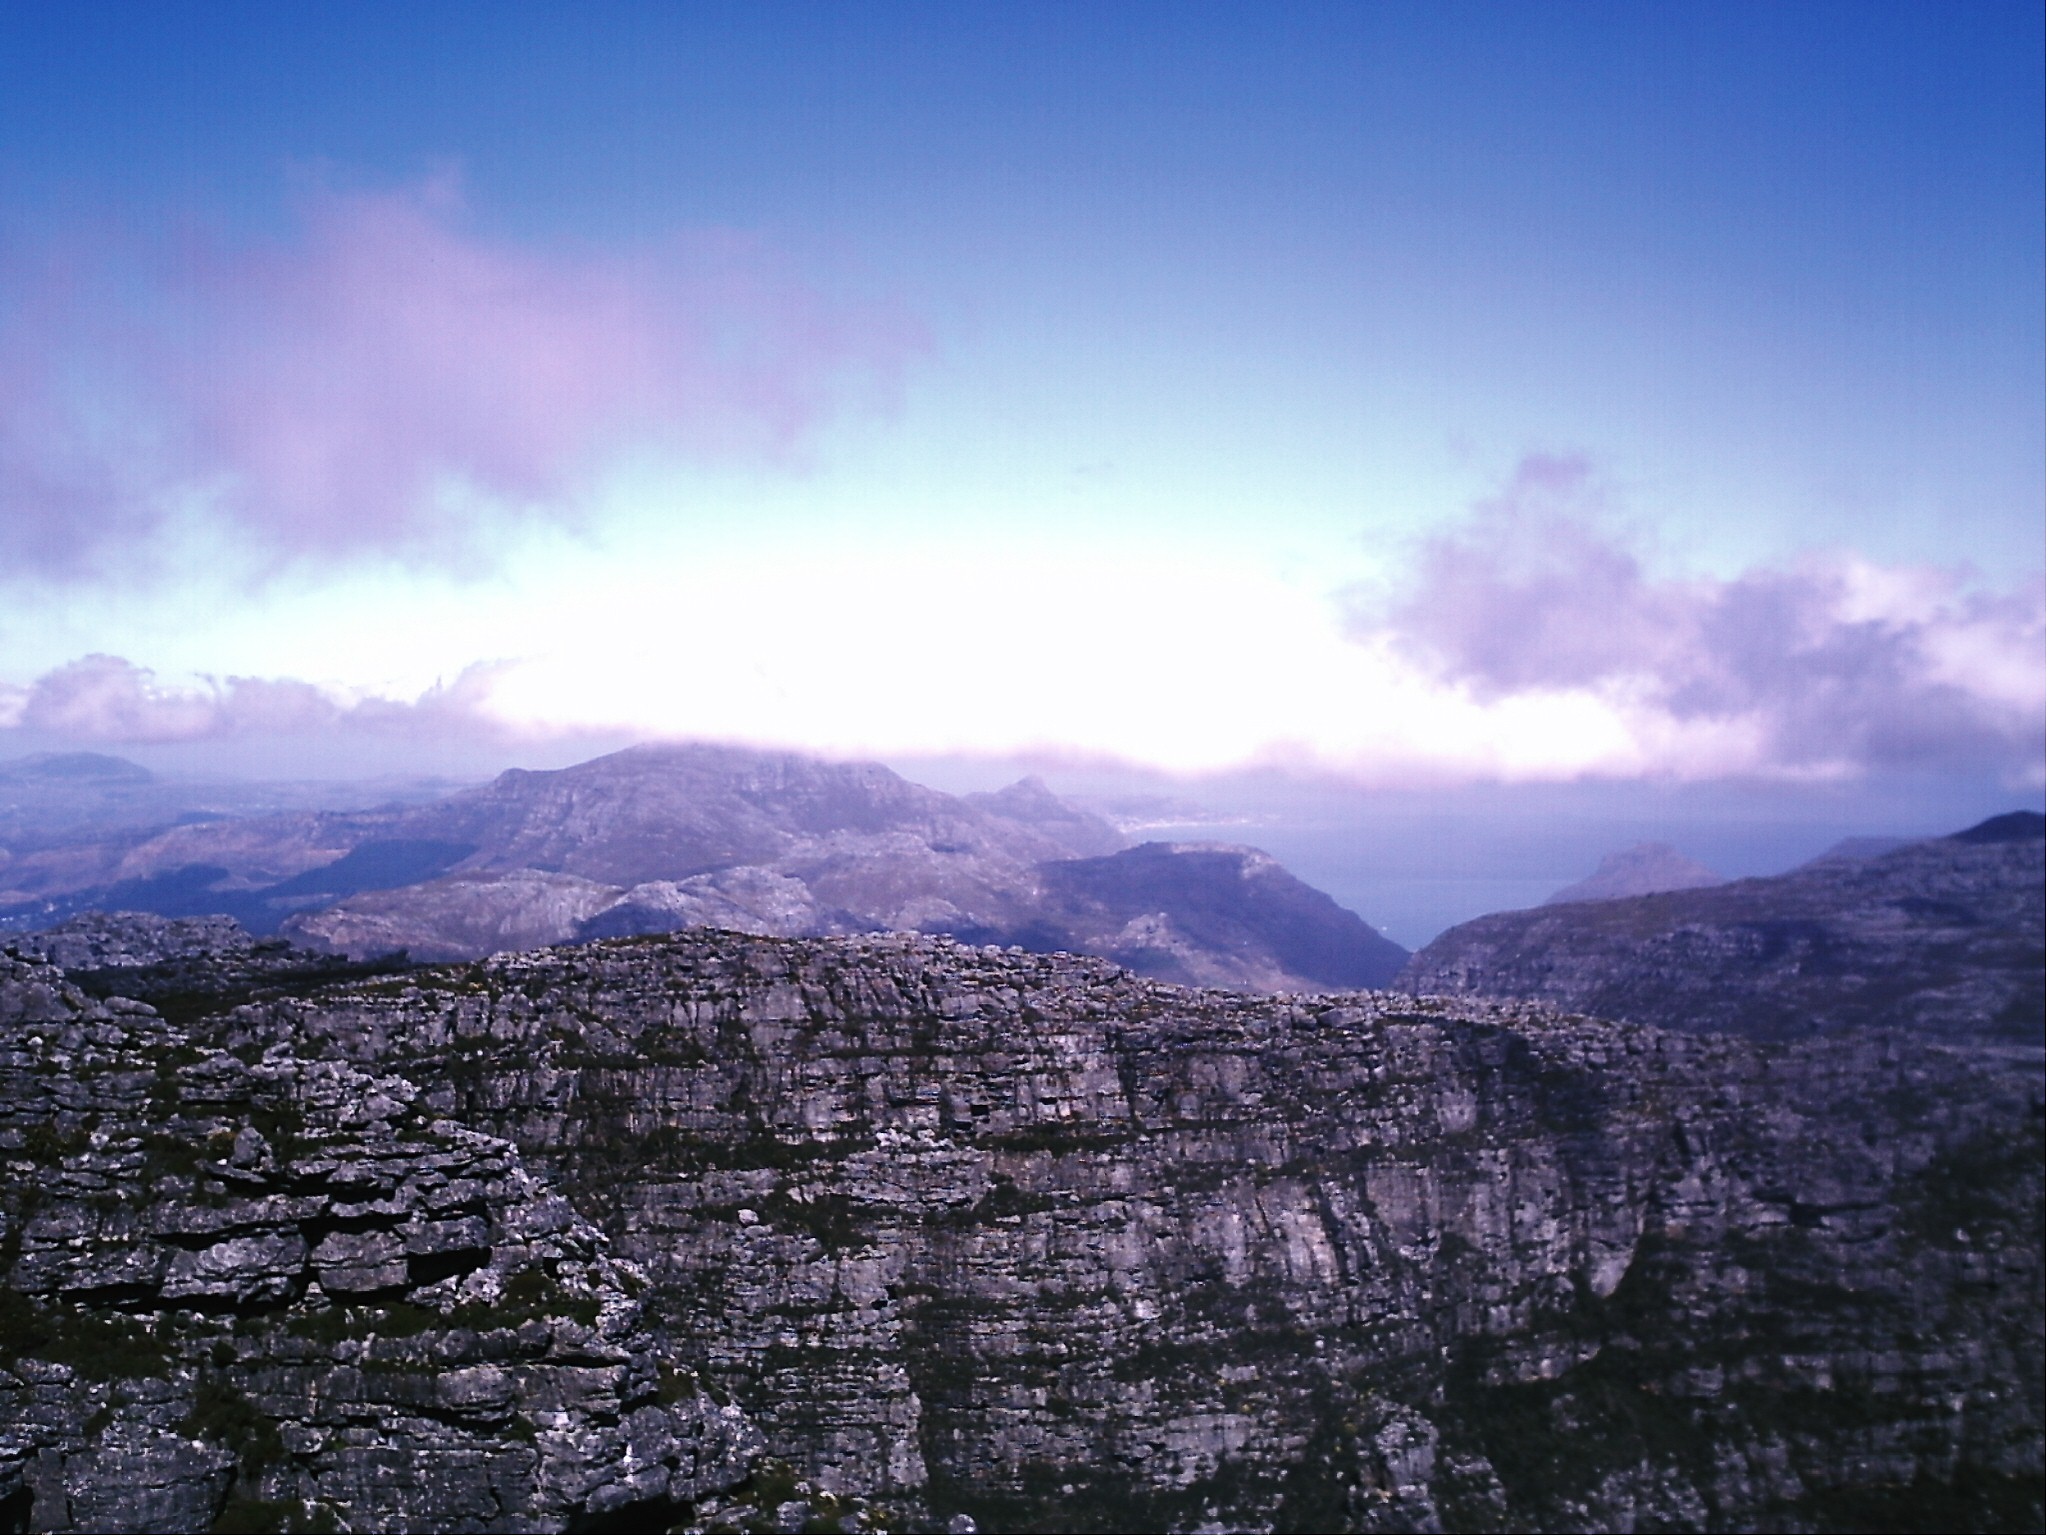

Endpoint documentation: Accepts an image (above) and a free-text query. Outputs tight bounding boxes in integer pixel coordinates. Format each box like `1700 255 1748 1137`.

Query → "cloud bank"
0 654 512 747
1355 454 2044 782
0 178 924 572
2 457 2037 790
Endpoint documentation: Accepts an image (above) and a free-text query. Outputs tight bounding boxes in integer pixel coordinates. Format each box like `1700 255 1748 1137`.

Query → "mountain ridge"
3 743 1409 994
1400 812 2045 1042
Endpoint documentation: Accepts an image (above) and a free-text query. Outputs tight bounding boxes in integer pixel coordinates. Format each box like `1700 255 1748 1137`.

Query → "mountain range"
0 744 2039 1530
0 744 1410 994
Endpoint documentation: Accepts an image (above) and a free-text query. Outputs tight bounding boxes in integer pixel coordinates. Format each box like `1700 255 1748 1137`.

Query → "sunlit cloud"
1352 454 2045 783
0 176 925 573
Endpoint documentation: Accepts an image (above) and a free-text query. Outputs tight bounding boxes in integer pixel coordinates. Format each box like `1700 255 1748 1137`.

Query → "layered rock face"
0 947 762 1534
187 928 2040 1533
3 914 2038 1532
1401 818 2046 1043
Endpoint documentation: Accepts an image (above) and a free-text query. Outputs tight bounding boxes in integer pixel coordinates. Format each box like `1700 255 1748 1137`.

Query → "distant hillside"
9 742 1405 992
962 775 1126 856
1400 813 2044 1043
0 765 469 914
1543 841 1722 904
1015 841 1409 991
392 742 1070 887
1797 834 1911 869
0 751 153 783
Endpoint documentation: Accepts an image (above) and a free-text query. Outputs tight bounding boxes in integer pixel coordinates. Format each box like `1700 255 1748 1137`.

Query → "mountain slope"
1014 840 1410 990
1400 812 2045 1042
962 776 1126 856
284 836 1414 992
13 742 1396 990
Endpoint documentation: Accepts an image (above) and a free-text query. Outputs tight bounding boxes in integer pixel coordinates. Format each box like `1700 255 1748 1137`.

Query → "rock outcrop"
7 913 2030 1532
1400 814 2045 1044
0 941 765 1533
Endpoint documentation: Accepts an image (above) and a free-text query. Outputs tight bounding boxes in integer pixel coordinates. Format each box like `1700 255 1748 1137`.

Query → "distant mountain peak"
963 776 1125 858
0 751 153 784
1544 841 1723 905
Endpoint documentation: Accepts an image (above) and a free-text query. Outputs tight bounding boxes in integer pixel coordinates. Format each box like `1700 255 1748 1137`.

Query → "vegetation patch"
1897 1125 2044 1247
755 1190 874 1253
970 1174 1055 1221
0 1287 171 1379
182 1376 287 1475
1441 1342 1703 1519
1785 1467 2046 1534
287 1268 604 1339
987 1123 1130 1155
476 1264 602 1329
211 1495 342 1535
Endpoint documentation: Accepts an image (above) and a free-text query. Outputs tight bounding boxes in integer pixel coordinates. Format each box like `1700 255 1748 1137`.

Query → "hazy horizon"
4 730 2030 950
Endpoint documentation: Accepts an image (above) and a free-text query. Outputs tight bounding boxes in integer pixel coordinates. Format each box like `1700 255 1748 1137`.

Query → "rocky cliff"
0 941 764 1534
1400 814 2045 1044
3 914 2037 1532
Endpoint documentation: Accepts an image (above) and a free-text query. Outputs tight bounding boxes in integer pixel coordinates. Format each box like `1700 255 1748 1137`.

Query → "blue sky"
0 3 2039 823
5 1 2034 569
